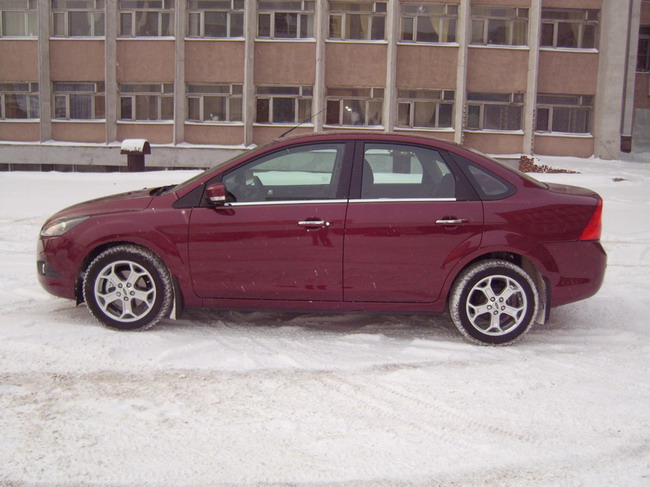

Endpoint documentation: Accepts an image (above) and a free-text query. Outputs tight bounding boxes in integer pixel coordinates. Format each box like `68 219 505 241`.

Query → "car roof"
275 130 460 150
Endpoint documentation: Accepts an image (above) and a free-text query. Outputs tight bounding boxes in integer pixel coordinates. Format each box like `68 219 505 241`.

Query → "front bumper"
36 237 79 300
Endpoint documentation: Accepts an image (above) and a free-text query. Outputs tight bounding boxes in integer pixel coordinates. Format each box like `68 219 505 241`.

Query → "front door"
344 142 483 303
188 142 350 301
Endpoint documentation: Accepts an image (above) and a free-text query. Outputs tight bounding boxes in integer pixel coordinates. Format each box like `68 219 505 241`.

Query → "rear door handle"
298 220 331 231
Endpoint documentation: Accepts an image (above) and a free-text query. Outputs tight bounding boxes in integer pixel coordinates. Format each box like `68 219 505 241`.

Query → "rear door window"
361 143 457 199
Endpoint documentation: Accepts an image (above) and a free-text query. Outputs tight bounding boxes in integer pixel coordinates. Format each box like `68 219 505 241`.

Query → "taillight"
579 197 603 241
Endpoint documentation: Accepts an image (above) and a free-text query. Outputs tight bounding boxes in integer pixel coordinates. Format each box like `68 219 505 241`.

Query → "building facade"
0 0 648 169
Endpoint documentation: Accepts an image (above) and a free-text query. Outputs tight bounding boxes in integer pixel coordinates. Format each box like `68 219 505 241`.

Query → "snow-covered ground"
1 155 649 486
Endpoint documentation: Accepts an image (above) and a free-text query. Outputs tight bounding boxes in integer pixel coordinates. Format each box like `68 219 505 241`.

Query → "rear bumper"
546 240 607 308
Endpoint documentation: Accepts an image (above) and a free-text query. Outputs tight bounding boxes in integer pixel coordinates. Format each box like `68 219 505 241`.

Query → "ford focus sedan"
37 133 606 345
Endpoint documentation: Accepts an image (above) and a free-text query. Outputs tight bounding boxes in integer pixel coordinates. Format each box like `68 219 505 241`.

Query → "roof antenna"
279 106 328 139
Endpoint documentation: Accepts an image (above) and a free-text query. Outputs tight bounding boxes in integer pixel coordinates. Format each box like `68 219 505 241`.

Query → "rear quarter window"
451 154 516 200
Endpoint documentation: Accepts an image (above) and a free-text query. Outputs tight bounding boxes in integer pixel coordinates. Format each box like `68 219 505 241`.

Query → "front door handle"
435 218 468 225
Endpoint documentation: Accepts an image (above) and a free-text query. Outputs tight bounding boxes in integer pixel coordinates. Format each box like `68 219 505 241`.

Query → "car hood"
47 187 156 222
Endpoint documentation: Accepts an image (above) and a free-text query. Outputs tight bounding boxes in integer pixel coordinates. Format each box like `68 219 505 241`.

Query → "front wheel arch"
82 244 174 331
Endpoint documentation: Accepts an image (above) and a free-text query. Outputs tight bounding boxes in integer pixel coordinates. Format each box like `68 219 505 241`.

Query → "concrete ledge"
0 142 248 170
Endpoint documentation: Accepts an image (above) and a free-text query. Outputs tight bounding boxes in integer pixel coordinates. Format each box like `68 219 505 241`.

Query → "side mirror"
205 182 227 206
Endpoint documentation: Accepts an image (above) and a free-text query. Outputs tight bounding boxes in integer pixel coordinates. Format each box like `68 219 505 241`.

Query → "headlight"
40 216 89 237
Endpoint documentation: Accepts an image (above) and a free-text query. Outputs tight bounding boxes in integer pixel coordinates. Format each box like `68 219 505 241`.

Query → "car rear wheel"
449 259 538 345
83 245 173 331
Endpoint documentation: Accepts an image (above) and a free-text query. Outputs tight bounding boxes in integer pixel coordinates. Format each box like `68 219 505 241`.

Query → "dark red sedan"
37 133 606 345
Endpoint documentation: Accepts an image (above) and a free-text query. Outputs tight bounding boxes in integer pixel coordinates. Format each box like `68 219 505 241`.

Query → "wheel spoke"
97 289 121 307
132 288 154 304
502 304 524 320
468 302 491 317
120 298 136 319
497 284 516 303
487 312 503 334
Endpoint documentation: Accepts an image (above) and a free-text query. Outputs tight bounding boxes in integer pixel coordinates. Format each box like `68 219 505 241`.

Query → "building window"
258 0 314 39
187 0 244 38
471 6 528 47
466 92 524 131
52 0 105 37
187 83 243 122
400 3 457 44
397 89 454 129
541 8 599 49
536 94 593 134
638 26 650 72
0 82 39 119
256 86 312 124
53 82 105 120
119 83 173 121
329 1 386 41
119 0 174 37
326 87 383 126
0 0 37 37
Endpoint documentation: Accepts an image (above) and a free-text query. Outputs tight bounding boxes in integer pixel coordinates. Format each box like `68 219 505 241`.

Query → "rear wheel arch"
448 258 539 345
445 252 549 325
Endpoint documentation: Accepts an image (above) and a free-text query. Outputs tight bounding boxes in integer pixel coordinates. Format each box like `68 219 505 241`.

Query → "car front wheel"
83 245 173 331
449 259 538 345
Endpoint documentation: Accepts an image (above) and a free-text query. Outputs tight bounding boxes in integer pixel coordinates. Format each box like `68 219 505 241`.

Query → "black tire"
449 259 538 345
83 245 173 331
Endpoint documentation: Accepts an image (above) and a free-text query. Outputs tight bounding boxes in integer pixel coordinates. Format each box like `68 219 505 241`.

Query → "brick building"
0 0 649 169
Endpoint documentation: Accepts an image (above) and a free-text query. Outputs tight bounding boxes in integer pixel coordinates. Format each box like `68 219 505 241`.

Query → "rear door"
343 142 483 303
188 142 352 301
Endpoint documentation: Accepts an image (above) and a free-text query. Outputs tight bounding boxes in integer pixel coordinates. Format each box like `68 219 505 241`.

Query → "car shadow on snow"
162 308 465 343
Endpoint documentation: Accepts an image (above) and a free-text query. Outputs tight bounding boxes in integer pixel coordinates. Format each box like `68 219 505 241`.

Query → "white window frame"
119 83 174 121
53 82 105 120
257 0 314 39
400 3 457 44
541 8 599 50
119 0 174 37
325 87 384 127
466 92 524 131
186 83 243 123
328 1 386 41
0 0 37 37
535 93 593 135
52 0 105 37
255 85 313 125
397 89 454 129
187 0 244 39
470 6 528 47
0 82 39 120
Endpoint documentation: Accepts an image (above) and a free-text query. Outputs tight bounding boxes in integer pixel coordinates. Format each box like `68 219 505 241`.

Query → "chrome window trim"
350 198 457 203
225 197 457 206
228 199 348 207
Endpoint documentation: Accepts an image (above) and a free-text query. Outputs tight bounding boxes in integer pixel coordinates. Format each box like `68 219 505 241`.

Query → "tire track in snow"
349 373 544 448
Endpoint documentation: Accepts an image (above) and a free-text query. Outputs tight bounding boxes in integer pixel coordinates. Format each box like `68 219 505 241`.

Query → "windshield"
465 147 548 189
